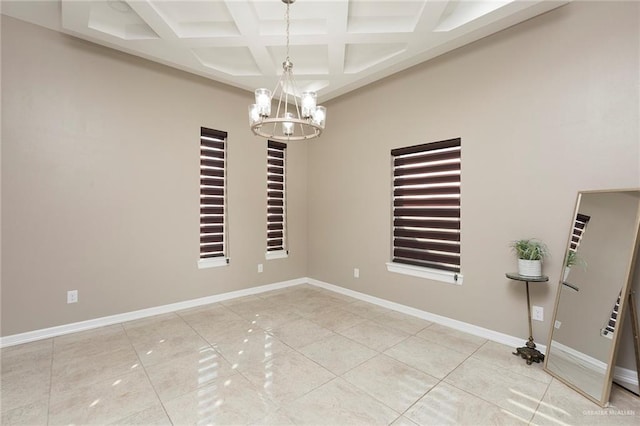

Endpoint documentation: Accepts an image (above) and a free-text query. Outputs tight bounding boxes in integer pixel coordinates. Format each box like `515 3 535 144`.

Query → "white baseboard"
307 278 544 353
548 340 607 372
614 366 640 395
0 276 545 355
0 278 305 348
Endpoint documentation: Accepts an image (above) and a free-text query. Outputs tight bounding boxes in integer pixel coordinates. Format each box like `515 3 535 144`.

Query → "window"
387 138 462 284
266 141 288 259
199 127 228 268
569 213 590 253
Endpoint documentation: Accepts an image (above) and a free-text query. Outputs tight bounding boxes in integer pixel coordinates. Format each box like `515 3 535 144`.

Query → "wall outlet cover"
532 306 544 321
67 290 78 304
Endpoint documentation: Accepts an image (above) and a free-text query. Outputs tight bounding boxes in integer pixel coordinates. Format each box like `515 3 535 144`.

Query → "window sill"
198 257 229 269
266 250 288 260
386 262 463 285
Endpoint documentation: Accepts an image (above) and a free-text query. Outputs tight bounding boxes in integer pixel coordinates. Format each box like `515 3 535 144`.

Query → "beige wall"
308 1 639 346
1 16 308 336
2 1 639 346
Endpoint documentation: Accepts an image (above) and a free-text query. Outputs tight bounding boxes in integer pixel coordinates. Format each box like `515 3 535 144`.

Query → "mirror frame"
544 188 640 407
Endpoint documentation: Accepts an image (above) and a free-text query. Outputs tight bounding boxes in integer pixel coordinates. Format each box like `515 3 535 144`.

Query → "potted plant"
563 250 586 280
510 239 548 277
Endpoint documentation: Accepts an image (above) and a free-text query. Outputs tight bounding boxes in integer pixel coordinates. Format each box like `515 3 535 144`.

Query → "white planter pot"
518 259 542 277
563 267 571 281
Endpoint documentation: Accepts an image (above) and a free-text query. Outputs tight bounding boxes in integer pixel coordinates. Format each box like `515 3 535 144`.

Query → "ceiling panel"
1 0 570 102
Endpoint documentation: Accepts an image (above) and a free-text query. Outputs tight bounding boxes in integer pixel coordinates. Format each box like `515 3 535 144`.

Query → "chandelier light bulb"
248 104 260 125
312 105 326 128
255 88 271 117
301 92 317 119
283 112 295 136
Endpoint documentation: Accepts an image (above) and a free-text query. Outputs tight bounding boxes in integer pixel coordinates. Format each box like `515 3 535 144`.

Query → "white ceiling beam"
224 0 276 78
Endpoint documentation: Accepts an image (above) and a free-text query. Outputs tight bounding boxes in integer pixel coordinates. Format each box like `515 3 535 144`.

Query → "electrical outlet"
532 306 544 321
258 264 263 273
554 320 562 329
354 268 359 278
67 290 78 304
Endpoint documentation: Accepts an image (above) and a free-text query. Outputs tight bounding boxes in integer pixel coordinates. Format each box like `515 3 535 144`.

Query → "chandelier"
248 0 326 142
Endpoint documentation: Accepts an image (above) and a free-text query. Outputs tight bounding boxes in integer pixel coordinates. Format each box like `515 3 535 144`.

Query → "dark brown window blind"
602 290 622 339
391 138 461 273
569 213 591 252
200 127 227 261
267 141 287 253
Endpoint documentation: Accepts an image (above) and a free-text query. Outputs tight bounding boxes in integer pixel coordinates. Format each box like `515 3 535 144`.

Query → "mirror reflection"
545 190 640 405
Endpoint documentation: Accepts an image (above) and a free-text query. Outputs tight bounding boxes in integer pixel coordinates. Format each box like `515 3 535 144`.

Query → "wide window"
199 127 228 268
266 141 288 259
388 138 462 284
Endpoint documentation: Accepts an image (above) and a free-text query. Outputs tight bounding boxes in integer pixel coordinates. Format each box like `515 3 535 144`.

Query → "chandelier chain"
285 1 290 61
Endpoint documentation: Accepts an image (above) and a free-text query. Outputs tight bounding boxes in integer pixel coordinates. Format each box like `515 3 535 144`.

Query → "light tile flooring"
1 284 639 425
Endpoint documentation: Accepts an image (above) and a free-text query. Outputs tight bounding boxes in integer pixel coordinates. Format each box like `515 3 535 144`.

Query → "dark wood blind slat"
576 213 591 224
394 150 460 167
394 208 460 218
394 218 460 230
394 238 460 254
200 206 224 215
393 248 459 267
394 198 460 207
393 257 460 273
201 158 224 169
200 225 223 234
268 140 287 150
391 138 460 156
201 127 227 140
394 174 461 187
394 228 460 242
200 252 225 259
201 168 224 178
200 216 223 225
201 243 224 252
394 186 460 197
201 139 224 151
201 187 224 197
394 162 460 177
200 234 224 244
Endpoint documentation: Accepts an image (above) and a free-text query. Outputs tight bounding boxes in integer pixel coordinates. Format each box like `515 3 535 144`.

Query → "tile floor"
1 284 639 425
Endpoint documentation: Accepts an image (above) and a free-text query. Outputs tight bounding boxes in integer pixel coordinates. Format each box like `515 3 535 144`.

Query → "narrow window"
569 213 590 253
266 141 288 259
388 138 461 283
199 127 228 268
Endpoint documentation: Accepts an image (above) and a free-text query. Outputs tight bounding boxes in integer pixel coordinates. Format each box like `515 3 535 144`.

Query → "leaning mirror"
544 189 640 406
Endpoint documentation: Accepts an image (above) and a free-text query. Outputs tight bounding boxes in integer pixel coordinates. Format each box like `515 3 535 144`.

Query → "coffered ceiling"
2 0 568 102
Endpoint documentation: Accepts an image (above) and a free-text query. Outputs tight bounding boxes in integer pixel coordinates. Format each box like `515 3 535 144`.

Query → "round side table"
506 272 549 365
